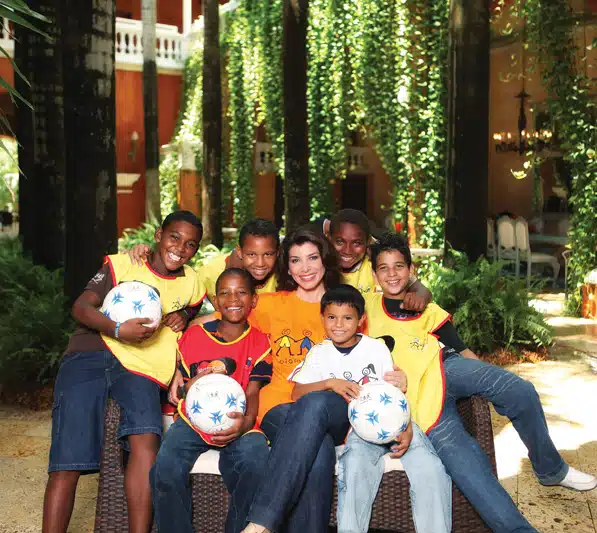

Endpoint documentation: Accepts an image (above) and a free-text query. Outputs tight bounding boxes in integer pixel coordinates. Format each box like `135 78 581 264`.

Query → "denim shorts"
48 350 162 473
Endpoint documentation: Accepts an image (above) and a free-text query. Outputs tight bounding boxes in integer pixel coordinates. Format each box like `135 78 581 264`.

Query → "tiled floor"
0 315 596 532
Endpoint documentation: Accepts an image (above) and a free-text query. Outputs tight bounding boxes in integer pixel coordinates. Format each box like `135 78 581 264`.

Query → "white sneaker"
241 524 271 533
556 467 597 492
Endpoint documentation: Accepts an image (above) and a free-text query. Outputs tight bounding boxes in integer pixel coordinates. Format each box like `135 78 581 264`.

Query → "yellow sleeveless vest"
342 256 378 295
364 293 450 433
101 254 206 387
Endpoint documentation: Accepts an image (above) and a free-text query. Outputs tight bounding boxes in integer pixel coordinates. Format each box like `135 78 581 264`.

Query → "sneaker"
241 524 271 533
556 467 597 492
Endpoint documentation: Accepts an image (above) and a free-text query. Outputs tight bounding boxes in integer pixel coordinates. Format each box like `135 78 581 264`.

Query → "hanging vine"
225 7 259 227
355 0 411 225
520 0 597 313
307 0 359 218
252 0 284 174
159 46 204 219
407 0 449 249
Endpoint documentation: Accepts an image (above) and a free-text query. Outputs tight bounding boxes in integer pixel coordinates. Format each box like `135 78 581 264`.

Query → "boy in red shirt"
150 268 272 533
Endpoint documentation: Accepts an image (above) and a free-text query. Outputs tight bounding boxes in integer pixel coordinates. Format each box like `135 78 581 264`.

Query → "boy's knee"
152 452 187 490
294 390 344 420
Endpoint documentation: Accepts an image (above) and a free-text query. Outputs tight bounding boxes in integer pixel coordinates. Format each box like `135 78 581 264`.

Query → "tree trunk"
282 0 310 232
142 0 161 224
62 0 118 304
14 23 36 257
202 0 223 247
29 0 66 270
445 0 490 260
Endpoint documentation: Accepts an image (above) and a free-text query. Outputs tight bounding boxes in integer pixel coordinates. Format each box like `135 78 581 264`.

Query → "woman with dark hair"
236 228 401 533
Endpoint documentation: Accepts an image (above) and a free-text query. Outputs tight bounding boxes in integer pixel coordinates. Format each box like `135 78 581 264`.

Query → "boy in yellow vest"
126 217 280 304
326 208 431 310
364 232 596 533
42 211 206 533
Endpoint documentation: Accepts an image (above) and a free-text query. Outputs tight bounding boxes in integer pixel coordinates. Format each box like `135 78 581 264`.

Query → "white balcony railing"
115 18 184 71
0 16 185 72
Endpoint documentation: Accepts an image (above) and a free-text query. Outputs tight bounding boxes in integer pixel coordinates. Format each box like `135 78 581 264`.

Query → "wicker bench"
94 396 495 533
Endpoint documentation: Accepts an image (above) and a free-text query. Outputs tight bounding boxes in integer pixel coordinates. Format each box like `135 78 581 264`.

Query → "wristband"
114 322 121 339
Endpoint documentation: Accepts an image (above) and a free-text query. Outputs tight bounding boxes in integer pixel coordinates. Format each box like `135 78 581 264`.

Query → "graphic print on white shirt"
288 335 394 386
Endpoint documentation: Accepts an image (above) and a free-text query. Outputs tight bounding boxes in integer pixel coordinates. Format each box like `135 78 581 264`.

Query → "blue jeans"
150 418 269 533
337 424 451 533
248 391 350 532
428 355 567 533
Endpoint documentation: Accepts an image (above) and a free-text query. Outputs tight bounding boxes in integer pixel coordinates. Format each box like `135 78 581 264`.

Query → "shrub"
424 254 553 355
0 238 73 385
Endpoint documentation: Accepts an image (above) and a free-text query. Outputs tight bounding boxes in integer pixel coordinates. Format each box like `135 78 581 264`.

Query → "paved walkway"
0 317 596 532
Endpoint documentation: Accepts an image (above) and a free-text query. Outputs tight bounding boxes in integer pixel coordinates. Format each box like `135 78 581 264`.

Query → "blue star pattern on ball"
103 309 111 319
111 292 124 305
226 393 237 409
190 401 202 414
210 411 223 424
148 290 159 302
240 399 246 412
399 422 409 433
377 428 390 441
132 300 145 314
379 392 392 406
349 406 358 422
399 399 408 412
366 411 379 425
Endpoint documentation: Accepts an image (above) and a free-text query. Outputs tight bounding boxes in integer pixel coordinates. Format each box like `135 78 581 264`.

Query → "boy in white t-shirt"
289 284 451 533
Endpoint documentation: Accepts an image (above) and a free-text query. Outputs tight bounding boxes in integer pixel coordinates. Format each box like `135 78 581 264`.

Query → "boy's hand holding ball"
211 412 252 445
389 421 413 458
327 378 361 403
118 318 157 343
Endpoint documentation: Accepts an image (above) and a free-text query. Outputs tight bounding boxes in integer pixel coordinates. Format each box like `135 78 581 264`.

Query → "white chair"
497 216 519 274
487 218 496 261
514 217 560 287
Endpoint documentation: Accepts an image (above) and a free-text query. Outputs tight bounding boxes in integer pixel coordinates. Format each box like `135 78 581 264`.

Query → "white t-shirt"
289 334 393 385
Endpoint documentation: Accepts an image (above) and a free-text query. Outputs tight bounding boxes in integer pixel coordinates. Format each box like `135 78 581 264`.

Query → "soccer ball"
348 381 410 444
101 281 162 328
185 374 246 434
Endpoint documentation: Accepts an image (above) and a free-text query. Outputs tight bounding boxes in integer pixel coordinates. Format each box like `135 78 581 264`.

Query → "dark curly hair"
276 228 341 292
370 232 412 270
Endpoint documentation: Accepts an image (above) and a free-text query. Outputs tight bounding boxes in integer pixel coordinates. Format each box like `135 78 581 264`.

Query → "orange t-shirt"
249 291 326 421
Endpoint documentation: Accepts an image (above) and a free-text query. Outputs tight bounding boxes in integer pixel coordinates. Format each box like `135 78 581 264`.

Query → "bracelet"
114 322 121 339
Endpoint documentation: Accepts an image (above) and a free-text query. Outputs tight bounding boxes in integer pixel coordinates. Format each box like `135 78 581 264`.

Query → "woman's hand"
384 364 408 394
389 421 413 458
326 379 361 403
163 310 187 333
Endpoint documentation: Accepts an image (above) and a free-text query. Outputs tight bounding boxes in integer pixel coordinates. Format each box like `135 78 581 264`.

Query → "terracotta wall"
116 70 183 235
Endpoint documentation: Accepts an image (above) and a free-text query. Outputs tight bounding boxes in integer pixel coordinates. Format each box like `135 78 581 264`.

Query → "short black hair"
329 209 371 240
239 218 280 249
161 210 203 236
320 284 365 318
215 267 256 294
370 232 412 270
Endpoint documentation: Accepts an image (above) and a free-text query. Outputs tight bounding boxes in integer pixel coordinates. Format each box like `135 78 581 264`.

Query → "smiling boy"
365 232 597 532
42 211 206 533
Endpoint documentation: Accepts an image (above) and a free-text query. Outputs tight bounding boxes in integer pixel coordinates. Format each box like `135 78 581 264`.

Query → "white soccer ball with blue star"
185 374 246 434
348 381 410 444
101 281 162 328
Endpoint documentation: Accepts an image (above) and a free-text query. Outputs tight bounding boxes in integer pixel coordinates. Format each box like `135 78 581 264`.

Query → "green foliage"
253 0 284 172
118 222 232 269
518 0 597 314
0 238 73 385
225 7 259 227
0 137 18 212
159 47 204 220
424 255 553 354
306 0 359 218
